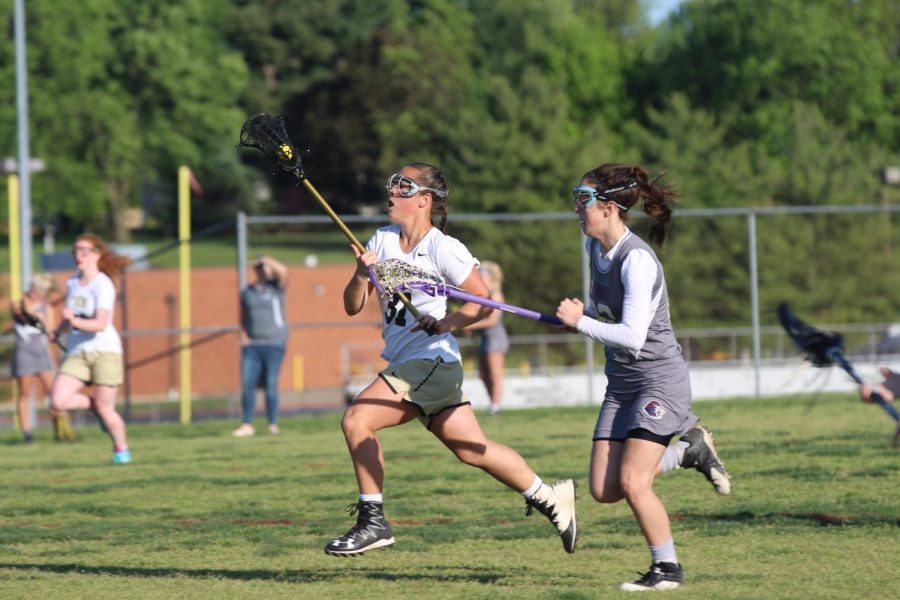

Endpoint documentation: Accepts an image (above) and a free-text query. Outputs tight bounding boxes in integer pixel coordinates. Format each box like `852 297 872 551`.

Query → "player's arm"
557 251 656 351
65 308 111 333
414 265 492 335
344 245 375 316
263 255 289 289
461 288 503 331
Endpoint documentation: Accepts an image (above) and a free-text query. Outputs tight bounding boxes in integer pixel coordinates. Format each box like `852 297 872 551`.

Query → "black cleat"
324 501 395 556
680 426 731 495
525 479 578 553
621 562 685 591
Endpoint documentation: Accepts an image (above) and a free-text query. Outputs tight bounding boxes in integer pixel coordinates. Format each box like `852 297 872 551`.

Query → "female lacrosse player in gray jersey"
325 162 577 557
556 163 731 592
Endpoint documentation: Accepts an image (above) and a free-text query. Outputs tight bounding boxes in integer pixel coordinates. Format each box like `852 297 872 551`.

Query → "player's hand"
350 245 378 279
556 298 585 329
861 367 899 403
411 314 441 336
62 307 76 321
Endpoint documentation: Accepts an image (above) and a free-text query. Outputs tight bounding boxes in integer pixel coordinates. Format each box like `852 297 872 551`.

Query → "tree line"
1 0 898 329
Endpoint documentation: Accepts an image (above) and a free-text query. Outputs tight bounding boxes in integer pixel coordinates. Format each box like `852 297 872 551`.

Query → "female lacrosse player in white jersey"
556 164 731 592
51 234 132 465
325 162 577 557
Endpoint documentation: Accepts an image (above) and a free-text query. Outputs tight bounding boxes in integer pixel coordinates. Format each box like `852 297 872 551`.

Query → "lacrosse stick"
19 304 67 352
236 113 419 318
370 259 563 326
777 303 900 447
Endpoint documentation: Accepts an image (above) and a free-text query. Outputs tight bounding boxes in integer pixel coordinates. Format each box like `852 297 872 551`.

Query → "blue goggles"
385 174 447 199
572 182 638 210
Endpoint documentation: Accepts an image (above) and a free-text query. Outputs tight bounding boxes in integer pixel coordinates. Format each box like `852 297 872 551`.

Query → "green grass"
1 394 899 599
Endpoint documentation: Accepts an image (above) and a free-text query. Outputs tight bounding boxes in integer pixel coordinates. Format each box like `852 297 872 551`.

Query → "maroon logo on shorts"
642 400 666 420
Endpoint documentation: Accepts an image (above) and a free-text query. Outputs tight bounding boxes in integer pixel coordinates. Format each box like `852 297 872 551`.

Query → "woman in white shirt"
324 162 577 557
51 234 132 464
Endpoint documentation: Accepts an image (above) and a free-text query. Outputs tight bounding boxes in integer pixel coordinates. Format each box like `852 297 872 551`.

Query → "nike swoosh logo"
416 252 428 257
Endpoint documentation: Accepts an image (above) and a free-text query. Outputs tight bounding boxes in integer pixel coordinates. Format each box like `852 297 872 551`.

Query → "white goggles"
385 174 447 198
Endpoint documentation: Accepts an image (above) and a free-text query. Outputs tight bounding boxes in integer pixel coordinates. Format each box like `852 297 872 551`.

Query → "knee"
589 481 623 504
340 407 368 439
619 471 652 501
450 444 488 468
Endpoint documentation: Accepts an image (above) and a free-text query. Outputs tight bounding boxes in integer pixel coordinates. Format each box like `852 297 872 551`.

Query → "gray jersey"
241 280 288 346
588 234 682 368
586 233 697 437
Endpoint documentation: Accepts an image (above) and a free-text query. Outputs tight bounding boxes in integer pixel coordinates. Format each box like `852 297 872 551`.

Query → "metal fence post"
748 210 761 397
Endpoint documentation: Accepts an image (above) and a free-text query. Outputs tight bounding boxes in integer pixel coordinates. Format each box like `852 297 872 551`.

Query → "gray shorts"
593 356 699 440
12 338 54 377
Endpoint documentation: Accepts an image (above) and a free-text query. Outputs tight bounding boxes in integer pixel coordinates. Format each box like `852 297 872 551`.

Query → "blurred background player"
463 260 509 416
9 273 73 442
50 234 132 464
233 254 289 437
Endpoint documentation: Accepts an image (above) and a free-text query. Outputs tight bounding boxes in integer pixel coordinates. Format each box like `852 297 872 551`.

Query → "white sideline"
458 358 900 410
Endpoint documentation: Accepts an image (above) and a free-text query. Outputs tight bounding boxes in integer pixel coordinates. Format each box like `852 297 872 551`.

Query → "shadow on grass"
671 511 900 528
0 562 506 584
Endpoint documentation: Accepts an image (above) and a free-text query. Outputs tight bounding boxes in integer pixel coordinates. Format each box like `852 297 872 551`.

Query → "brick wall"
2 266 385 399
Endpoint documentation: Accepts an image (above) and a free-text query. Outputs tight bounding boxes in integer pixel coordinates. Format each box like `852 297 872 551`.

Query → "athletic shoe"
620 562 684 591
488 405 502 416
112 449 132 465
679 426 731 496
324 501 395 556
525 479 578 553
268 424 280 435
232 424 255 438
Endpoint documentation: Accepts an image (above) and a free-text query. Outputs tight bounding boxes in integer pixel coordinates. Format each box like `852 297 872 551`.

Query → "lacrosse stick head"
237 113 303 178
777 303 844 368
369 259 445 298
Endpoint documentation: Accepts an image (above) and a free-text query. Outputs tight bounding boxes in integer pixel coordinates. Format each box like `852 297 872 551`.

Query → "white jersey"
65 272 123 354
366 225 479 363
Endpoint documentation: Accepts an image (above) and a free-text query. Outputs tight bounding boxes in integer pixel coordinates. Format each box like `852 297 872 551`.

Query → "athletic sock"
521 475 543 499
649 538 678 565
659 441 689 474
114 445 129 453
360 493 383 503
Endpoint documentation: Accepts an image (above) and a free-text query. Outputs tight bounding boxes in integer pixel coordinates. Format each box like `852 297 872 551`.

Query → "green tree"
0 0 249 241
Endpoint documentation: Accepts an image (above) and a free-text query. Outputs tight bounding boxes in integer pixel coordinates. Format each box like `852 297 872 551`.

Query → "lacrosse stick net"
238 113 303 178
778 303 900 447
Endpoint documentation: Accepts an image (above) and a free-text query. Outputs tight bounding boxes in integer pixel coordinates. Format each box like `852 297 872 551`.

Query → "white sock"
521 475 543 499
649 538 678 565
659 443 684 473
360 493 383 503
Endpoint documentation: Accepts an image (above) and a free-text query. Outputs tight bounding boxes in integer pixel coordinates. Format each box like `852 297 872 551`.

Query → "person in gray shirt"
233 255 289 437
556 163 731 592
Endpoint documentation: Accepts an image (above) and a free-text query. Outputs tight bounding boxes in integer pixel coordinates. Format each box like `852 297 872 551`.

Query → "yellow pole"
8 175 22 301
292 354 304 391
178 166 192 424
8 175 22 423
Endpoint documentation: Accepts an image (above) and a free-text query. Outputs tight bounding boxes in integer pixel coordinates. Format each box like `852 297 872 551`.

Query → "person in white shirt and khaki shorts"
51 234 133 465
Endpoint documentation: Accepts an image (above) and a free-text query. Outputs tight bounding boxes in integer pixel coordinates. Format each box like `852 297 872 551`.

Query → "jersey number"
384 294 408 327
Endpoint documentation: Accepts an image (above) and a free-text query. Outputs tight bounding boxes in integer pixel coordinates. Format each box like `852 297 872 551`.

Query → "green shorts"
59 351 124 387
379 358 468 427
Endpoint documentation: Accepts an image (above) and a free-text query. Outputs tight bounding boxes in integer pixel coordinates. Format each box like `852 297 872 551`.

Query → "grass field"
1 393 899 599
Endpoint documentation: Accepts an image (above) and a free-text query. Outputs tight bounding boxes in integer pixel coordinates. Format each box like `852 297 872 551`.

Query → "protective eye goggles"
572 182 638 210
385 174 447 198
